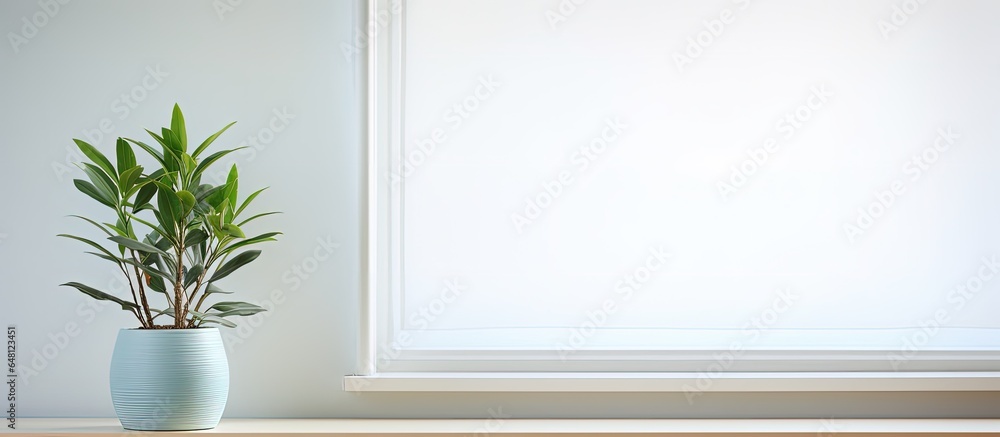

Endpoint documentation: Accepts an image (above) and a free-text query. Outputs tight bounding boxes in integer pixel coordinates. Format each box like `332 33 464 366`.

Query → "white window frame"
345 0 1000 392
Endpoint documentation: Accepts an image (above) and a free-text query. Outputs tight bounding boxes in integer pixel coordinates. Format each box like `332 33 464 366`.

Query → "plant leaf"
219 232 280 256
133 181 158 212
185 229 208 248
69 215 113 237
118 165 143 196
235 187 267 218
209 250 261 282
237 211 281 227
148 129 181 173
170 104 187 153
61 282 138 311
108 235 169 257
204 283 234 296
84 251 121 264
79 163 119 203
222 223 245 238
184 264 204 288
58 234 120 265
73 139 118 184
225 165 238 223
73 179 116 208
205 184 229 210
176 190 196 216
206 301 266 318
191 148 242 183
161 128 184 168
125 138 167 169
122 257 172 282
209 307 266 318
148 307 175 322
155 182 182 237
116 137 136 175
207 301 262 312
102 221 128 237
126 212 175 247
147 274 167 294
189 310 237 328
192 121 236 158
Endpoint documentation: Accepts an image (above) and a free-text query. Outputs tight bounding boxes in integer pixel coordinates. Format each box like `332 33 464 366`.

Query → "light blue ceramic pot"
110 328 229 431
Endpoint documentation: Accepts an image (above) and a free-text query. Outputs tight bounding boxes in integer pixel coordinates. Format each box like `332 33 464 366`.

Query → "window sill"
9 418 1000 436
343 371 1000 392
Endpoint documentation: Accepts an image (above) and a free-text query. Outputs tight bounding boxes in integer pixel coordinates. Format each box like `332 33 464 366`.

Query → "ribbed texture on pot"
110 328 229 431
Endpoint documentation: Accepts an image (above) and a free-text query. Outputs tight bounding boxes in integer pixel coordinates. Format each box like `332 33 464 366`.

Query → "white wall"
0 0 998 419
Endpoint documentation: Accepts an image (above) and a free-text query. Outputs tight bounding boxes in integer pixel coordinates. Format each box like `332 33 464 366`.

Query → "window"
353 0 1000 388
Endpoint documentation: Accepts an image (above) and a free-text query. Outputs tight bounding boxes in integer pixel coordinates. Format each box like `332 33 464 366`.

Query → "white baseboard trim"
343 371 1000 392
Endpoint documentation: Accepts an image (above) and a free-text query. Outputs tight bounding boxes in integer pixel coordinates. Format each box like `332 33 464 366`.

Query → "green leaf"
237 211 281 227
185 229 208 248
126 212 175 247
184 264 204 288
204 283 234 296
204 184 229 210
161 128 184 163
191 148 243 184
79 163 119 203
192 121 236 158
73 179 116 208
206 301 266 318
176 190 196 215
124 178 153 200
148 129 181 173
148 307 175 321
108 235 170 257
193 240 205 265
192 183 215 199
69 215 113 237
102 221 128 238
153 235 172 252
133 181 158 212
235 187 267 218
170 104 187 152
183 154 197 182
122 257 172 282
148 275 167 294
209 250 261 282
61 282 138 311
73 139 118 184
58 234 120 265
189 310 237 328
153 242 177 277
209 307 266 318
219 232 280 256
225 165 238 223
155 182 183 237
116 138 136 175
118 165 143 196
222 223 245 238
84 251 121 264
207 301 262 312
124 138 167 169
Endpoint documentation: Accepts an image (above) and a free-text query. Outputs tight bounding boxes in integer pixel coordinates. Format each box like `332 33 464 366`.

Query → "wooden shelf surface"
6 418 1000 436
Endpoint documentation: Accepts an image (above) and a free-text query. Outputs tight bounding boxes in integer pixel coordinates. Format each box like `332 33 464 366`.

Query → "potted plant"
59 104 280 431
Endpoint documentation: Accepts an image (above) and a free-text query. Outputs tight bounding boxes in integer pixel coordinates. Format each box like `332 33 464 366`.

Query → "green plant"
60 104 280 329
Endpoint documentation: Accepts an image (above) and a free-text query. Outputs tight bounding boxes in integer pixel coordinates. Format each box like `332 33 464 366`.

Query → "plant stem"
129 250 156 328
174 228 186 328
191 275 210 316
119 263 147 328
188 237 223 320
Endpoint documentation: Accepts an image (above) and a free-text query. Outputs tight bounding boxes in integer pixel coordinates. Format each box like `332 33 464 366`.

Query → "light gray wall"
0 0 997 420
